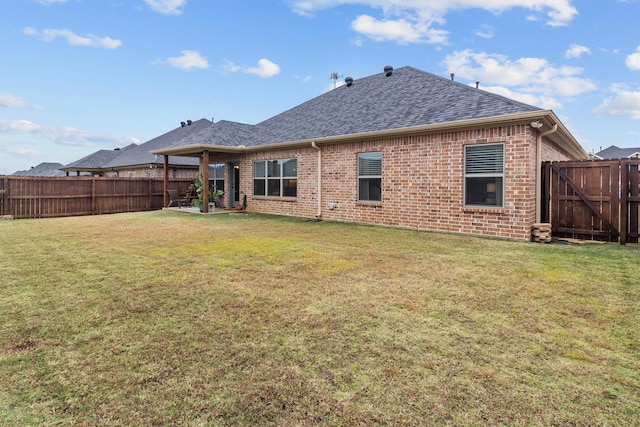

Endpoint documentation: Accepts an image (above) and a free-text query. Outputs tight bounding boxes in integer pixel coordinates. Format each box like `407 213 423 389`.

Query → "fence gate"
541 159 639 245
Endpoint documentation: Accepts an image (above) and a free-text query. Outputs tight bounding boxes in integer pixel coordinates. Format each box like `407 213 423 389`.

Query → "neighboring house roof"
60 144 137 172
12 162 66 176
596 145 640 159
104 119 211 169
153 65 586 159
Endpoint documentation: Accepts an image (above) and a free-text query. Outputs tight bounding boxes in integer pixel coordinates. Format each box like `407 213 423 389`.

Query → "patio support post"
202 150 210 213
163 155 169 208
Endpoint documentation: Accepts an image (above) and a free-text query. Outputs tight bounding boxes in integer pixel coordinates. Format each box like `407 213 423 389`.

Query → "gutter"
311 141 322 218
536 123 558 223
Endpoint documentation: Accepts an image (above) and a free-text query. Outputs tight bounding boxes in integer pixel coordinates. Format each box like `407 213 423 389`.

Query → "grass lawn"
0 211 638 426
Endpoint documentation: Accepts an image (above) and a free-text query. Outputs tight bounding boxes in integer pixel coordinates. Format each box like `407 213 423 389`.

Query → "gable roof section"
175 120 254 148
12 162 66 176
596 145 640 159
61 144 137 172
105 118 211 168
250 66 541 146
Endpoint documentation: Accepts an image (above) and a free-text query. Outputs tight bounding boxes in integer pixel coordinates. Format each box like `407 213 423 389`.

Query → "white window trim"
358 151 382 202
464 143 505 208
253 158 297 197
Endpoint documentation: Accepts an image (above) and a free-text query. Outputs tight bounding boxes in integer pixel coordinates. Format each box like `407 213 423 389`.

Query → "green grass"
1 211 638 426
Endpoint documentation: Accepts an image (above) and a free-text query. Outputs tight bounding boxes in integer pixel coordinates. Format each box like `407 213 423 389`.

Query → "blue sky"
1 0 639 175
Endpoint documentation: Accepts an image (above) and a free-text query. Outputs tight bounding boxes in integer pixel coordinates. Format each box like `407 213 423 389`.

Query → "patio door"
229 162 240 208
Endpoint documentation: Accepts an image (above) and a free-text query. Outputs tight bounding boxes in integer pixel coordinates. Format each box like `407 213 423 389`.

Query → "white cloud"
165 50 209 70
478 85 562 110
244 58 281 78
23 27 121 49
351 14 448 44
0 119 139 147
289 0 578 45
474 24 494 39
225 59 281 78
626 46 640 71
442 49 596 108
34 0 70 4
0 93 43 110
593 86 640 120
565 44 591 59
144 0 186 15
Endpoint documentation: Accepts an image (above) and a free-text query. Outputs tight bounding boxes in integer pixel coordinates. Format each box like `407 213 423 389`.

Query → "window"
464 143 504 207
253 158 297 197
358 152 382 201
208 163 224 193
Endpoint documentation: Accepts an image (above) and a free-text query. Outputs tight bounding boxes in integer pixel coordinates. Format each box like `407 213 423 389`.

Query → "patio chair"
167 189 189 208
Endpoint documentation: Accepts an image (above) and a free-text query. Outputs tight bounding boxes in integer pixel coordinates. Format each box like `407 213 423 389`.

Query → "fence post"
91 176 96 215
620 160 628 245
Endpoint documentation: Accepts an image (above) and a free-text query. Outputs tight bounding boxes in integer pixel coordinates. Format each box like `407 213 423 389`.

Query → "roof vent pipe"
450 73 454 81
384 65 393 77
180 121 186 127
345 76 353 87
187 120 192 125
476 81 479 89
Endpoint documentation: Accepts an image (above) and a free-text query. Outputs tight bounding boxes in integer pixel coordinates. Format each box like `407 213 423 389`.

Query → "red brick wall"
118 167 197 179
205 124 579 240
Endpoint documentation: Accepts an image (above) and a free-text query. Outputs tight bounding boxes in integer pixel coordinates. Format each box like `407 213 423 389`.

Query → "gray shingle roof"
104 119 211 168
248 66 541 146
61 144 137 170
12 162 65 176
176 120 254 148
596 145 640 159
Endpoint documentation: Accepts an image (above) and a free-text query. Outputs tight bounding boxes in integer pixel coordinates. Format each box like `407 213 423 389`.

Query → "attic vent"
345 76 354 87
180 121 186 127
384 65 393 77
187 120 192 125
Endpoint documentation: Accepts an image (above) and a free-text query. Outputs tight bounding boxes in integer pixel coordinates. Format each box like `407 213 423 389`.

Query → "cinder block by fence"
531 223 552 243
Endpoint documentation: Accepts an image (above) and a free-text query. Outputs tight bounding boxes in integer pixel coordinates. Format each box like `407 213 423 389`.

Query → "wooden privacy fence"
541 159 639 245
0 176 193 219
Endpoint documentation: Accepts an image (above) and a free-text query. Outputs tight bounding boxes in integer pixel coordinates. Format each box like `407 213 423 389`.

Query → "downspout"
536 124 558 223
311 141 322 218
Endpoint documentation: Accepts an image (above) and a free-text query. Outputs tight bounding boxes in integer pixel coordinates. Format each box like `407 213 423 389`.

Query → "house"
152 65 587 240
594 145 640 160
62 119 212 178
12 162 66 177
60 144 137 176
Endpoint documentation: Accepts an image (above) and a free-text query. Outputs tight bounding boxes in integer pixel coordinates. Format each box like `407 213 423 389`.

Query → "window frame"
208 163 225 194
253 158 297 198
358 151 382 202
463 143 505 208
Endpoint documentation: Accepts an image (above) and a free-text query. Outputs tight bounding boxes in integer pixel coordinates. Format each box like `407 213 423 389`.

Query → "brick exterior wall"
118 167 198 179
202 124 579 240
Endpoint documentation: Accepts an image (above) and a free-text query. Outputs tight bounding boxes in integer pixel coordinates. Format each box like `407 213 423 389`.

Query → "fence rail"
0 176 192 219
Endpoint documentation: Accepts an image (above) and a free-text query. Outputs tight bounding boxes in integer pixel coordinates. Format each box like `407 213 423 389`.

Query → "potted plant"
193 173 224 211
193 174 205 211
209 184 224 207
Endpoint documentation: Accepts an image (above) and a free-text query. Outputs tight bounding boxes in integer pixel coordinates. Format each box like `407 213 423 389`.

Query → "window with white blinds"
358 152 382 201
464 144 504 207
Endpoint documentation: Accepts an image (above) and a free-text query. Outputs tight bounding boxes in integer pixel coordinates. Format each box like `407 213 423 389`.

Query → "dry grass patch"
0 211 638 425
